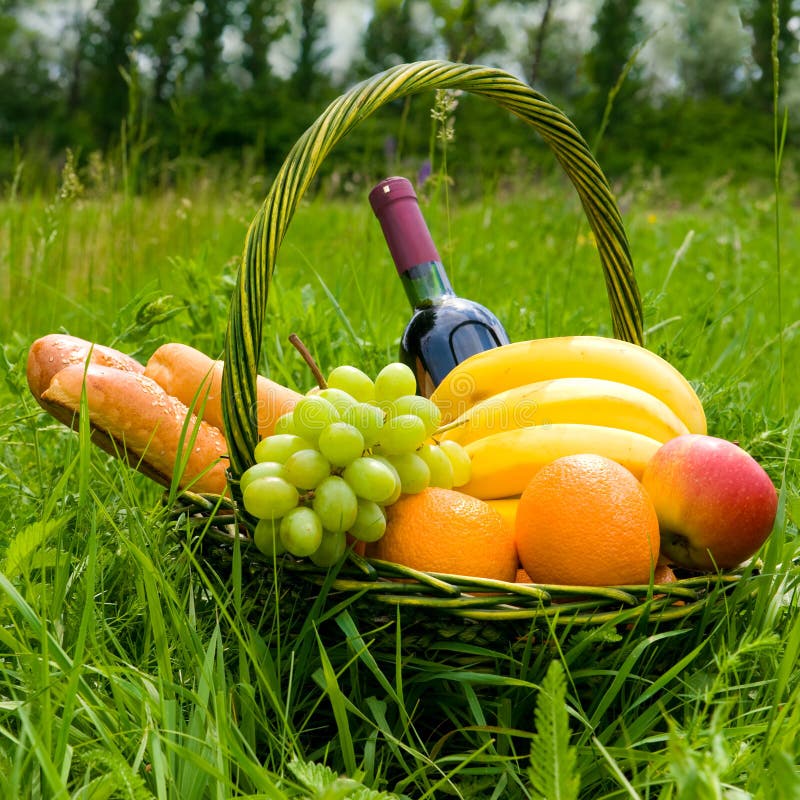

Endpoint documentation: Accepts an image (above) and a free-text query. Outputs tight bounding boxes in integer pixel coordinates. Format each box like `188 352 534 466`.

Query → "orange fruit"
515 454 660 586
366 487 518 581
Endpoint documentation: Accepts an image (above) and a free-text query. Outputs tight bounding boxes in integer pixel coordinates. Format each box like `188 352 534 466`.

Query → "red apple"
641 434 778 570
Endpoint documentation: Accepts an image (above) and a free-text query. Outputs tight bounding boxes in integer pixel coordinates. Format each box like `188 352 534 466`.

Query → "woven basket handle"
222 60 643 479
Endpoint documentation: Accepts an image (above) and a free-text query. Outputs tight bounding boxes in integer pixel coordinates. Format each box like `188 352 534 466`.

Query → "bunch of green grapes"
239 362 471 566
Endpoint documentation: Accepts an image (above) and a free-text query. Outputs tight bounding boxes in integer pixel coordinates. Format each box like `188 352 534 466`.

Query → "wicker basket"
177 60 744 628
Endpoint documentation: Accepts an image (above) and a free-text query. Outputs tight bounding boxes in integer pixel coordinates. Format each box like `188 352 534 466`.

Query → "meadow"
0 153 798 798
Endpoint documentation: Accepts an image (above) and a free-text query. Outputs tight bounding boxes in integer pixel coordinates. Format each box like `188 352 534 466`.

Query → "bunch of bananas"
430 336 706 518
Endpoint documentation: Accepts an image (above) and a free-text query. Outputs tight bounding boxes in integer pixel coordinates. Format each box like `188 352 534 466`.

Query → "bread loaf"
145 342 303 439
27 333 145 404
42 363 229 494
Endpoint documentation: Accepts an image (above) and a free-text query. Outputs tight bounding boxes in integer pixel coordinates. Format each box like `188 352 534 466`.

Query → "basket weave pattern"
172 491 744 625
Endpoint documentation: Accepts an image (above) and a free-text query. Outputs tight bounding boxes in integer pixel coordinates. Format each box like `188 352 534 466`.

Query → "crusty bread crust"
145 342 303 438
42 363 229 494
27 334 145 404
27 334 151 440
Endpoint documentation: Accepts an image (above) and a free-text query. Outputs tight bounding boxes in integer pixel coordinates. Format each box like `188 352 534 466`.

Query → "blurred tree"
0 2 59 146
141 0 193 105
65 4 88 116
194 0 230 85
357 0 434 76
81 0 142 145
292 0 330 99
243 0 290 84
429 0 506 63
515 0 591 105
741 0 797 109
584 0 643 124
170 0 233 151
528 0 555 86
677 1 752 98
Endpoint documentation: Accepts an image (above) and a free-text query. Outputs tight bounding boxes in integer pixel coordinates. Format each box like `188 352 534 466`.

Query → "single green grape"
318 387 358 415
279 506 323 557
389 395 442 436
318 421 365 467
309 529 347 567
271 411 296 436
378 413 427 455
342 456 399 504
349 499 387 542
370 455 403 505
240 461 287 494
327 365 376 403
374 362 417 404
242 476 299 519
386 452 430 494
342 402 385 448
292 395 341 444
438 440 472 487
283 448 331 490
254 433 314 464
418 443 454 489
253 518 286 557
312 475 359 533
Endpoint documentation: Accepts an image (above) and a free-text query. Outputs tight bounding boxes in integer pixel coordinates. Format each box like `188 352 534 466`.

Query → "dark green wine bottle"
369 176 510 397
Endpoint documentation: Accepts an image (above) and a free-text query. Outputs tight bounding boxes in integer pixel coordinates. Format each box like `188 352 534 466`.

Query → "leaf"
80 748 153 800
288 759 342 794
287 759 401 799
107 288 187 358
3 517 67 579
527 660 580 800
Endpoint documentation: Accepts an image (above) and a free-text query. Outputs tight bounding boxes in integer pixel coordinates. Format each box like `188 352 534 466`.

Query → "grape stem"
289 333 328 389
430 418 461 439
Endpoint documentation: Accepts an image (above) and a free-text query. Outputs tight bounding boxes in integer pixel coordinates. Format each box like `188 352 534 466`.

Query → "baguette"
145 342 303 439
42 363 229 495
27 333 145 405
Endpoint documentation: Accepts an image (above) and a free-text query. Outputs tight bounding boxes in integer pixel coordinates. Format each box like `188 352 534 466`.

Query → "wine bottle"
369 176 510 398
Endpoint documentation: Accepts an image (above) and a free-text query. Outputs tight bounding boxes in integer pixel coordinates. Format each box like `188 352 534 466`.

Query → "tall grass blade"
771 0 787 416
591 736 641 800
314 626 358 775
335 611 405 713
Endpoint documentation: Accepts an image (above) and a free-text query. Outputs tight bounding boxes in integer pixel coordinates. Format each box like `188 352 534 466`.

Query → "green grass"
0 163 798 798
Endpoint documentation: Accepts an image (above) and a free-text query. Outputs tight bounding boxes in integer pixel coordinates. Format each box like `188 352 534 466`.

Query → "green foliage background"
1 0 798 193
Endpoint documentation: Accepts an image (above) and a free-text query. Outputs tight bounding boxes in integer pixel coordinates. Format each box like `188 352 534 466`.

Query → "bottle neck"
399 261 455 308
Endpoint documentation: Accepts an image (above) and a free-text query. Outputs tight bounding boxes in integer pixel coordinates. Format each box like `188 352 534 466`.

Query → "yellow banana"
485 497 520 532
436 377 689 446
430 336 706 434
461 423 662 500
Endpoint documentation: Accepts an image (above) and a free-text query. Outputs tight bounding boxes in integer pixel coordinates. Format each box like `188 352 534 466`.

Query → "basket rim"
169 492 750 627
